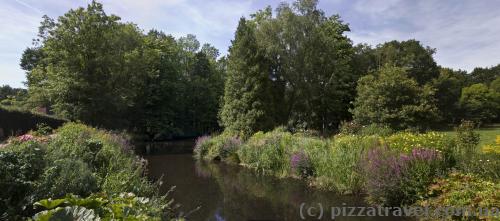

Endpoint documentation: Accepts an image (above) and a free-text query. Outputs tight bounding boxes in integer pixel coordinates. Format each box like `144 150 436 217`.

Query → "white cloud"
2 0 500 87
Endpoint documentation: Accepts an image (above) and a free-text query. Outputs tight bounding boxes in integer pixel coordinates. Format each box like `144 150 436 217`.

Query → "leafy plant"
0 141 46 218
418 172 500 220
33 193 181 221
363 146 446 206
37 158 99 199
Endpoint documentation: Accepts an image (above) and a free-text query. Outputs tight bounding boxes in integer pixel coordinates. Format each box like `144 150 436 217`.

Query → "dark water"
143 141 408 221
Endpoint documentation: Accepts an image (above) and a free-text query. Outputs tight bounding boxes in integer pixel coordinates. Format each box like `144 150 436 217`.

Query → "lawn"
443 124 500 146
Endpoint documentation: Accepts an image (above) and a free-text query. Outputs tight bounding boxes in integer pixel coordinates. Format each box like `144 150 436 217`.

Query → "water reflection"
145 153 408 221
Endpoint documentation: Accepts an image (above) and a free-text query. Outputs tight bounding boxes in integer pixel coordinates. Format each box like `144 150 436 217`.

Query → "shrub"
455 120 480 156
338 121 363 135
358 124 393 136
418 172 500 220
194 134 242 163
37 158 99 199
0 123 173 219
0 141 46 218
363 146 445 206
398 148 445 205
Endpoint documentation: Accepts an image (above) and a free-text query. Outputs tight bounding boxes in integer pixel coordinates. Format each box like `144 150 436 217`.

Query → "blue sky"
1 0 500 88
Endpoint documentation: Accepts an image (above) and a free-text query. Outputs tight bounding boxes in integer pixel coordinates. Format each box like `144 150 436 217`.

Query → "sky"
1 0 500 88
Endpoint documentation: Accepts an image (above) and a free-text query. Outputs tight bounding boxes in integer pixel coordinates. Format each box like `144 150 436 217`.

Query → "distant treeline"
5 0 499 139
0 106 66 140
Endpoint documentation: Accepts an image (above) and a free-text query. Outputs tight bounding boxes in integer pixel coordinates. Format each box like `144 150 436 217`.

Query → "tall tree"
221 0 356 135
431 67 468 123
24 1 145 128
374 40 439 85
469 64 500 85
459 83 500 124
220 18 277 137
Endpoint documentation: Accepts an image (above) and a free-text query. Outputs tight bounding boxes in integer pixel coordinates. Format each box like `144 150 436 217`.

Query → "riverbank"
0 123 180 220
194 124 499 219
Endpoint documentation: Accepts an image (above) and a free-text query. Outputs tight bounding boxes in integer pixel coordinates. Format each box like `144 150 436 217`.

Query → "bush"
37 159 99 199
338 121 363 135
418 172 500 220
194 134 242 163
0 123 174 219
0 141 46 218
358 124 393 136
455 120 480 156
363 146 446 206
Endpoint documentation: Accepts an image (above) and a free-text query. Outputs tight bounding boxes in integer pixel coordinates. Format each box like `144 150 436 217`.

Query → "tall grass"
195 123 497 210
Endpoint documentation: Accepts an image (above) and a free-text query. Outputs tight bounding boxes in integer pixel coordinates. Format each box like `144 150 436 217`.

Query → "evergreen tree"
220 18 277 137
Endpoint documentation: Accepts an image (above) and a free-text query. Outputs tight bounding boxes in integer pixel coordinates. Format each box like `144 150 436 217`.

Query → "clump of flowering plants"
363 145 445 206
290 150 313 178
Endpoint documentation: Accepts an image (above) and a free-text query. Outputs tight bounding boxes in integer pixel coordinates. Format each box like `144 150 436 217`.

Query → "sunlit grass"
443 124 500 146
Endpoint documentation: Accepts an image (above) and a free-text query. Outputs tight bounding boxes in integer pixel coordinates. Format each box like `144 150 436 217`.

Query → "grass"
443 124 500 146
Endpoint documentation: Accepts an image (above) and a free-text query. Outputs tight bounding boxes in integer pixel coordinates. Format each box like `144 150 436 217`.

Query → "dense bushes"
194 124 498 212
363 147 446 205
0 123 176 220
0 141 46 218
418 173 499 220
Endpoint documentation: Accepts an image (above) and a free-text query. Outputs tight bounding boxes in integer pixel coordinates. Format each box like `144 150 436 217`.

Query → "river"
140 141 409 221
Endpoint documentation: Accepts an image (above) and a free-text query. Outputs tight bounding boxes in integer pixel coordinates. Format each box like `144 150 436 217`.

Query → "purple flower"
194 135 210 151
290 150 312 177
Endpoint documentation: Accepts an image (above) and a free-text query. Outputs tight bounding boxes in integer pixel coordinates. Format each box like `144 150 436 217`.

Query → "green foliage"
37 159 98 199
418 172 499 220
373 40 439 85
23 2 224 138
431 68 469 123
454 120 480 156
33 193 179 221
338 121 393 136
363 147 447 206
0 85 28 108
193 134 243 164
452 121 500 181
311 135 378 193
352 65 440 130
0 141 46 218
219 17 279 138
470 64 500 85
382 131 454 152
46 123 157 196
459 83 500 124
238 130 293 176
0 123 173 219
221 1 356 135
490 76 500 93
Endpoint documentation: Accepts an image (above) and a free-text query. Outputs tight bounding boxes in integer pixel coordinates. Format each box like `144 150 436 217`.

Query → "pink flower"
18 134 34 142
